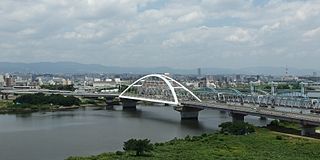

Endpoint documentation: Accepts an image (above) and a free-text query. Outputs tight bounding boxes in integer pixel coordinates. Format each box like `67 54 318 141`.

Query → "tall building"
197 68 201 76
4 74 14 87
236 75 241 82
313 72 317 77
0 75 4 87
198 77 208 88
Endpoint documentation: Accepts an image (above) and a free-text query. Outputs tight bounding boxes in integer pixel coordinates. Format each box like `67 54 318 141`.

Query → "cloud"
0 0 320 69
177 11 205 23
225 28 254 43
303 27 320 38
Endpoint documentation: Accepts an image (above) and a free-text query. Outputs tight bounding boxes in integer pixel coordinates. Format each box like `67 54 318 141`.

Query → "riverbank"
66 128 320 160
0 92 117 114
0 103 82 114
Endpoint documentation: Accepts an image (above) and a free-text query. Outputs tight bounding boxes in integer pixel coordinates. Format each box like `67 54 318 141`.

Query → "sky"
0 0 320 69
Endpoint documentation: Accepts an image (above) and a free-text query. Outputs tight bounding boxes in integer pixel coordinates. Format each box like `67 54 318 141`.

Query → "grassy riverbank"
0 93 84 114
0 101 75 114
66 128 320 160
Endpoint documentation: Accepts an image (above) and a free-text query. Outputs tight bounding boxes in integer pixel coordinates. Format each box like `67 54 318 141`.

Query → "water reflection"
15 113 32 118
180 120 204 130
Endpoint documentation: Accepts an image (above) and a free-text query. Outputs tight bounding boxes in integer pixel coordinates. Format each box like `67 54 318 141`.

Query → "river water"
0 105 270 160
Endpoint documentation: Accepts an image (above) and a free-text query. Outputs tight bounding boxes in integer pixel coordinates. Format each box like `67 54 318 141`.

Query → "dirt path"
270 131 320 141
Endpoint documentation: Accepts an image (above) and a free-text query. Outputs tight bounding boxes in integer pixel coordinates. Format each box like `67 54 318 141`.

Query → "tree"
269 120 280 127
123 139 153 156
41 84 75 91
219 121 255 135
14 94 80 106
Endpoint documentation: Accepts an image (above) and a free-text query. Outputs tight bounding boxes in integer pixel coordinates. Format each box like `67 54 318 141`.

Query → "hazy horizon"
0 61 318 76
0 60 317 71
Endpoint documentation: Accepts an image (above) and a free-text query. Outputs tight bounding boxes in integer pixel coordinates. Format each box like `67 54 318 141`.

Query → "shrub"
276 135 283 140
219 121 255 135
201 133 208 137
41 84 75 91
269 120 280 127
185 135 191 141
115 151 124 155
123 139 153 156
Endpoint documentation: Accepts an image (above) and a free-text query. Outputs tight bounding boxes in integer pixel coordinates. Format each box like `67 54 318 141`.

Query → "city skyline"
1 0 320 69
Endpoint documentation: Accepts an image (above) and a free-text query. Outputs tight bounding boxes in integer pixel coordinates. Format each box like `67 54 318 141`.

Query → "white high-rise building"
0 75 4 86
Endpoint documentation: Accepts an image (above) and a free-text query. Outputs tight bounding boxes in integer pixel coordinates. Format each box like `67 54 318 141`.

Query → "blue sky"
0 0 320 69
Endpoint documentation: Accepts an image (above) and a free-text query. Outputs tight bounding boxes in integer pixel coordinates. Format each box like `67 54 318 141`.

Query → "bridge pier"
2 94 8 100
230 112 246 123
260 117 267 121
175 106 203 120
121 99 137 110
220 110 227 114
301 124 317 136
105 97 115 110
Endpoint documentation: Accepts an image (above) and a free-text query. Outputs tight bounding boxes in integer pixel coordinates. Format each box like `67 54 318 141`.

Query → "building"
198 77 208 88
313 72 317 77
4 74 14 87
93 81 117 89
197 68 201 77
0 75 4 87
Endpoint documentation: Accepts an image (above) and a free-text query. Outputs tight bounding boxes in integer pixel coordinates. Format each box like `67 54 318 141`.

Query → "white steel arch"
119 74 202 105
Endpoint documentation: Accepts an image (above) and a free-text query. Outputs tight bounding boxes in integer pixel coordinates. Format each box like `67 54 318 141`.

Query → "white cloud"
0 0 320 68
303 27 320 38
18 28 37 35
177 11 204 23
225 28 254 43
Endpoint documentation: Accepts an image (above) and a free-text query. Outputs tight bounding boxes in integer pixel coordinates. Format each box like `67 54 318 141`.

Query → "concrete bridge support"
175 106 203 120
230 112 246 123
301 124 317 136
105 97 115 109
1 94 9 100
220 110 227 114
260 117 267 121
121 99 137 110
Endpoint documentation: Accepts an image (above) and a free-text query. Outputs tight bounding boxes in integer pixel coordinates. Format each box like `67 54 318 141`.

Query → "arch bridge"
119 74 203 119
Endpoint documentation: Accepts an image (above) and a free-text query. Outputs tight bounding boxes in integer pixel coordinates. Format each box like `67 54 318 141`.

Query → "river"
0 105 270 160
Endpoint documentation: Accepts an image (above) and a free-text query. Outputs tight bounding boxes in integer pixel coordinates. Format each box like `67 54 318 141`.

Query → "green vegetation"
66 128 320 160
266 120 307 136
268 120 302 130
0 93 81 114
123 139 154 156
0 100 12 109
272 120 297 128
219 121 255 135
14 93 80 106
276 83 300 90
119 85 129 93
41 84 75 91
80 99 98 105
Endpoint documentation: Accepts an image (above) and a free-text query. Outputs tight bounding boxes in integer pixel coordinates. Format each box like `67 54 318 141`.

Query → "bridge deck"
183 101 320 126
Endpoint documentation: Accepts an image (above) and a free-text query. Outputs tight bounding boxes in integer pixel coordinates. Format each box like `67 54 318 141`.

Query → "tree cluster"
41 84 75 91
219 121 255 135
123 139 153 156
14 93 80 106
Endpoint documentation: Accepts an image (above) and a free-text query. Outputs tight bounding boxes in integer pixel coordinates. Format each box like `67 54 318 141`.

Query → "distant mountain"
0 62 192 74
202 66 319 76
0 62 318 76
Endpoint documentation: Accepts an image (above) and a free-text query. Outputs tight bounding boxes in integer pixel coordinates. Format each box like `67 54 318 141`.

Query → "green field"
66 128 320 160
